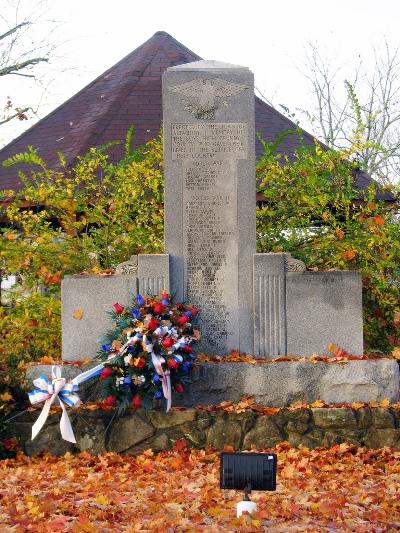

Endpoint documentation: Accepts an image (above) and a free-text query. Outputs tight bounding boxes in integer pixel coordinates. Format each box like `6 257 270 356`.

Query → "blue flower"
136 294 145 306
101 343 112 352
152 374 161 384
182 361 192 373
161 298 169 306
188 352 197 360
123 376 132 385
154 390 163 400
184 310 192 318
131 307 141 319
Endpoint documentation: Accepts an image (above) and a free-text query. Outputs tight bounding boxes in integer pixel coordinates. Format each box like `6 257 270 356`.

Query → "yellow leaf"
351 402 365 410
378 398 390 408
0 392 13 402
73 309 84 320
35 236 45 244
95 494 110 505
392 347 400 360
310 399 325 408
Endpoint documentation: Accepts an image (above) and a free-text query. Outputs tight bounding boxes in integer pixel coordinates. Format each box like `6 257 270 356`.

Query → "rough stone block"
363 428 400 448
137 254 169 295
206 415 242 449
62 274 137 361
311 408 357 430
107 414 155 453
286 271 363 355
253 253 286 357
242 416 283 448
371 408 396 428
146 409 196 429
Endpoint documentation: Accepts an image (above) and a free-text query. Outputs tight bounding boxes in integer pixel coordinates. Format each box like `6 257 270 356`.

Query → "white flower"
124 354 132 365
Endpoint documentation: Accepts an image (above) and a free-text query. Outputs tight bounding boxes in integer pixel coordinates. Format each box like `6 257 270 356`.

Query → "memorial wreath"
96 292 199 412
28 292 199 443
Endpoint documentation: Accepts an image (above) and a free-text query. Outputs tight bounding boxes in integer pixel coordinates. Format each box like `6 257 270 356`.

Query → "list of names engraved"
176 122 245 352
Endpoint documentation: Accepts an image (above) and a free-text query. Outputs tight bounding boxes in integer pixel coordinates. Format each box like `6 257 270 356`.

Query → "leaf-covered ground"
0 443 399 532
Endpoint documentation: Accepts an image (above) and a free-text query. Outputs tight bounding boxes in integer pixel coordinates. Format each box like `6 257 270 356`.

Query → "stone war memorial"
21 58 399 454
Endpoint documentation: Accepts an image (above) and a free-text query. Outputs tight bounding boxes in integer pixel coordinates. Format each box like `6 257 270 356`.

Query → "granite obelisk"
163 61 256 354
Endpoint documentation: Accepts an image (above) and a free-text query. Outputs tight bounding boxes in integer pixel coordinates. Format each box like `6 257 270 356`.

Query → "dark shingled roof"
0 31 393 200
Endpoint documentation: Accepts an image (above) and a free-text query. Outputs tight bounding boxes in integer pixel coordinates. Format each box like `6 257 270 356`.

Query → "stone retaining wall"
7 407 400 456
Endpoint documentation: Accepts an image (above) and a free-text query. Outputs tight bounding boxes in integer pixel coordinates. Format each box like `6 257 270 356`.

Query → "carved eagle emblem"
170 78 248 120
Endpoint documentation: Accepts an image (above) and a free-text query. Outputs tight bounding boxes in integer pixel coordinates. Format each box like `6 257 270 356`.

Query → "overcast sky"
1 0 399 147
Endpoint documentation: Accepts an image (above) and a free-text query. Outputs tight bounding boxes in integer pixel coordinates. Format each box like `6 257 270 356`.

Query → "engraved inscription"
172 122 247 352
172 123 247 160
183 158 239 352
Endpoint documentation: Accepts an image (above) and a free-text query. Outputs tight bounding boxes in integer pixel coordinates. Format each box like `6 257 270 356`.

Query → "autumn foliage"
256 135 400 352
0 444 398 531
0 128 399 395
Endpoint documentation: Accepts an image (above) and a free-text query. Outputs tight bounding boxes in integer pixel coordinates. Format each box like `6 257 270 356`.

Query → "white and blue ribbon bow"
28 366 81 443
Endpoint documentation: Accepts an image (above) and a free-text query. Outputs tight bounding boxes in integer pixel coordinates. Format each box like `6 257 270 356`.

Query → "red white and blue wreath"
97 292 200 412
28 292 200 442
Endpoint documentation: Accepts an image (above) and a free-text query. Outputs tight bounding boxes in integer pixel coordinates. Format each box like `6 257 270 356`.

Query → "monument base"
26 359 399 406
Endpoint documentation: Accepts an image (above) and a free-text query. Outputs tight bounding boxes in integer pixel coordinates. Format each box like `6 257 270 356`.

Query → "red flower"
132 394 142 408
134 357 146 368
178 315 189 326
148 317 158 331
190 307 199 316
153 302 166 314
174 383 185 393
167 358 179 369
104 395 116 406
161 292 170 299
113 303 124 314
183 345 192 353
162 336 174 349
100 367 112 378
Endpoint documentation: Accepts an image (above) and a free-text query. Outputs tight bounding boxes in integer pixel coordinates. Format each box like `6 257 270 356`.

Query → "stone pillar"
253 253 286 357
163 61 256 354
137 254 169 295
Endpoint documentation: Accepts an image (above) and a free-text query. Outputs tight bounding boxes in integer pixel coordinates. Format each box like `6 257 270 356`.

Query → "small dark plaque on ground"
220 452 277 491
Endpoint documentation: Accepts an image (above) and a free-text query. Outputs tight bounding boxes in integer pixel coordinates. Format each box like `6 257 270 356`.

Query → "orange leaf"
173 438 188 452
0 392 13 402
341 249 358 261
373 214 385 225
73 308 84 320
37 355 56 364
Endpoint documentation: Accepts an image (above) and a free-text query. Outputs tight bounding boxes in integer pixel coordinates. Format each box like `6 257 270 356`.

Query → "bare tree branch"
0 20 30 42
0 56 48 77
302 41 400 184
0 106 31 126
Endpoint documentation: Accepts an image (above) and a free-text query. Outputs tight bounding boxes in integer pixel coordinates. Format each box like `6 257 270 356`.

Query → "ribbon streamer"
28 328 179 442
28 366 81 443
143 335 172 411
